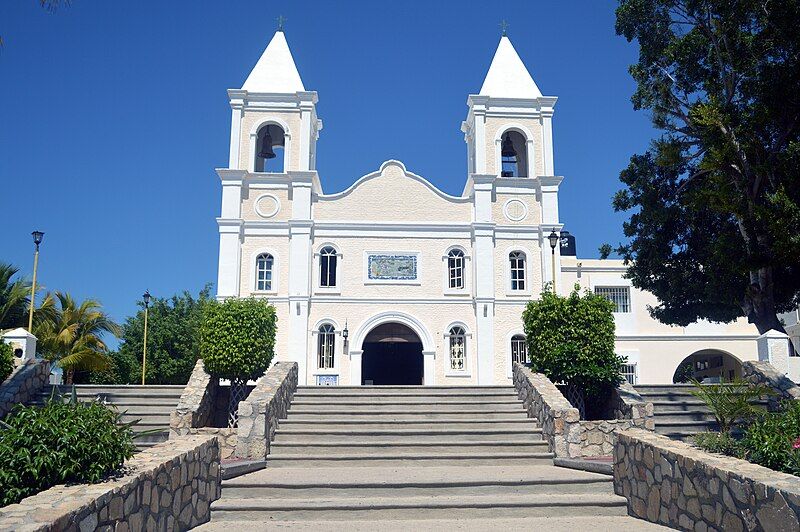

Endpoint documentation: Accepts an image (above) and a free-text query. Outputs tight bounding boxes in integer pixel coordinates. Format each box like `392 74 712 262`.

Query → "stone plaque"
367 254 418 281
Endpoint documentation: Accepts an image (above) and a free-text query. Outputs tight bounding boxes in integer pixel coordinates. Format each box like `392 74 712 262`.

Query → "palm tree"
0 262 30 330
35 292 121 384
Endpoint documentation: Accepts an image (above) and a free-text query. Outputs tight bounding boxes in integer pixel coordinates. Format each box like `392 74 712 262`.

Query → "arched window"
447 249 465 289
255 253 274 291
448 326 466 371
318 324 336 369
500 130 529 178
255 124 286 173
320 246 338 288
509 251 526 291
511 334 529 364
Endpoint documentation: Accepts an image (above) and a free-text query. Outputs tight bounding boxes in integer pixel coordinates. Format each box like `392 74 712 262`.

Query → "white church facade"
215 29 765 386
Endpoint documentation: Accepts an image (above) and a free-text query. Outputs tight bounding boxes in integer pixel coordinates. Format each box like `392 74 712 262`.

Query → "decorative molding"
254 194 280 218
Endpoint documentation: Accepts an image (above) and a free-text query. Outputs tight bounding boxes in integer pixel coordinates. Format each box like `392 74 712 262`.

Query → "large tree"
612 0 800 334
96 286 212 385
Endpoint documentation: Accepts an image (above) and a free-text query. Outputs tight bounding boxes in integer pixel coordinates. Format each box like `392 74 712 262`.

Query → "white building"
215 29 765 386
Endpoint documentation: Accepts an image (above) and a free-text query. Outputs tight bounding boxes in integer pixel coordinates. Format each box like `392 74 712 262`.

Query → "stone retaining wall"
0 435 221 532
512 362 653 458
614 428 800 531
0 358 50 419
235 361 298 460
170 359 218 436
743 360 800 411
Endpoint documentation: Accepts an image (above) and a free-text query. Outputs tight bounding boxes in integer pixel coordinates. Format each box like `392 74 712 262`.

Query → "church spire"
241 30 305 93
479 35 542 99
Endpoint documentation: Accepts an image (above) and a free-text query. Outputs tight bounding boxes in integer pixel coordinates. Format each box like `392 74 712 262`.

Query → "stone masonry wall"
742 360 800 411
0 435 221 532
512 362 654 458
614 428 800 531
235 361 298 459
0 358 50 419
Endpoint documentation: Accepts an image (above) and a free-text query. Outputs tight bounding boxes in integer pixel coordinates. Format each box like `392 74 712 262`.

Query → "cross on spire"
499 19 509 37
276 15 287 32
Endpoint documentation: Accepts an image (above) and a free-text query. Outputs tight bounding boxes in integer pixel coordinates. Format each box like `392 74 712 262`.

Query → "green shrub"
199 298 277 425
693 431 743 458
522 285 624 403
0 342 14 383
738 400 800 476
0 395 136 507
689 379 774 434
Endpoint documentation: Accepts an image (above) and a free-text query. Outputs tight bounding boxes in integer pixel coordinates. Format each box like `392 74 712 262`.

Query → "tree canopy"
613 0 800 334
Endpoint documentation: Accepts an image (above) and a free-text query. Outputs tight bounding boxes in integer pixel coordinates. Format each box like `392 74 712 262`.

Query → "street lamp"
342 321 349 354
141 290 151 385
548 230 559 293
27 231 44 332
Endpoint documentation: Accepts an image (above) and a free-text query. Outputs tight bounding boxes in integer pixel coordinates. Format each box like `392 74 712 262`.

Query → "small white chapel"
214 28 769 387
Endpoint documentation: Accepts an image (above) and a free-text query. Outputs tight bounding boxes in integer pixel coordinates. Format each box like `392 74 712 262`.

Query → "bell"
501 133 516 158
258 132 276 159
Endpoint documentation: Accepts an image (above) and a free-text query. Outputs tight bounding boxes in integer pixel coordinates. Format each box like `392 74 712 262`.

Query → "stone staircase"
634 383 769 441
200 385 664 530
32 384 183 450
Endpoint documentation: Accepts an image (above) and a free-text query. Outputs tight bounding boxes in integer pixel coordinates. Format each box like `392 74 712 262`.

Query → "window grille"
320 246 338 287
318 324 335 369
509 251 526 291
255 253 274 291
511 334 530 364
448 249 465 289
594 286 630 313
448 326 466 371
620 363 638 385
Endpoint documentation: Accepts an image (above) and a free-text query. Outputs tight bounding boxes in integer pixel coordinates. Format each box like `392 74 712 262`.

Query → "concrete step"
269 441 551 455
293 390 519 399
198 516 668 531
290 402 523 413
649 399 712 411
653 411 718 423
273 429 543 444
264 452 555 467
285 411 528 421
208 492 627 520
278 420 538 431
654 420 718 435
292 398 523 407
296 385 515 392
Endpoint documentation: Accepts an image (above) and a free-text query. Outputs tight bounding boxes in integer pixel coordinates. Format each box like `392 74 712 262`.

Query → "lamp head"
548 230 559 250
31 231 44 246
142 290 151 307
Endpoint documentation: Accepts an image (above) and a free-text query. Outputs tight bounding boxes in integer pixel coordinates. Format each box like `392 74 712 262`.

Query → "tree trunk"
65 367 74 385
743 265 786 335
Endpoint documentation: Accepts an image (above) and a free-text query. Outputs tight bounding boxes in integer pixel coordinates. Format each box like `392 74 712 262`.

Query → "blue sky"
1 0 654 331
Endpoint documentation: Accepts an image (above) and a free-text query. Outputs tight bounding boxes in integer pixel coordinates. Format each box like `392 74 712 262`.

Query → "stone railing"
614 428 800 531
0 358 50 419
168 360 238 459
512 362 653 458
743 360 800 410
0 436 221 532
235 361 298 460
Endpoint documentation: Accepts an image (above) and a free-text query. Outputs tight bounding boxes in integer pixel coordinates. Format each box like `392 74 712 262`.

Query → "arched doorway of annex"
672 349 744 383
361 322 424 385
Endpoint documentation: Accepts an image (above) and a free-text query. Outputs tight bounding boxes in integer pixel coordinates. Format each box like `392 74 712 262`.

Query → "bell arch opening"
361 322 423 385
500 129 528 177
672 349 743 383
255 123 286 173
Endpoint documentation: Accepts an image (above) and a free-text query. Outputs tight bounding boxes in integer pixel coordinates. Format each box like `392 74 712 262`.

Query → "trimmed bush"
0 395 136 507
0 342 13 383
199 298 277 425
523 285 624 411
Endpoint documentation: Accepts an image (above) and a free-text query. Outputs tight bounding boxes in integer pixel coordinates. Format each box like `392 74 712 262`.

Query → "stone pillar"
757 329 791 376
2 328 37 362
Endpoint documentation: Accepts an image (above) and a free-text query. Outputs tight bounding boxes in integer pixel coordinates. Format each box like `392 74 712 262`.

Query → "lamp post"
342 321 349 354
141 290 151 385
548 230 559 293
27 231 44 332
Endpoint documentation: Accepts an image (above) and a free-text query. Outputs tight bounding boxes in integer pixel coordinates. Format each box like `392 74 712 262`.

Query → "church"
215 28 765 387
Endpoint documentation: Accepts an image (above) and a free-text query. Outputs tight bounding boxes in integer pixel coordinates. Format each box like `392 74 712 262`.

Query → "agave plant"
35 292 121 384
690 378 775 434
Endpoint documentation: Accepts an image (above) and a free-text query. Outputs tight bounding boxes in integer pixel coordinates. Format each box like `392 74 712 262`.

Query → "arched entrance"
361 323 423 385
672 349 744 383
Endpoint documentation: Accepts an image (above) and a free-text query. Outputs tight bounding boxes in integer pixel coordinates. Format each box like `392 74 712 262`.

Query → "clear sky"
1 0 654 332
